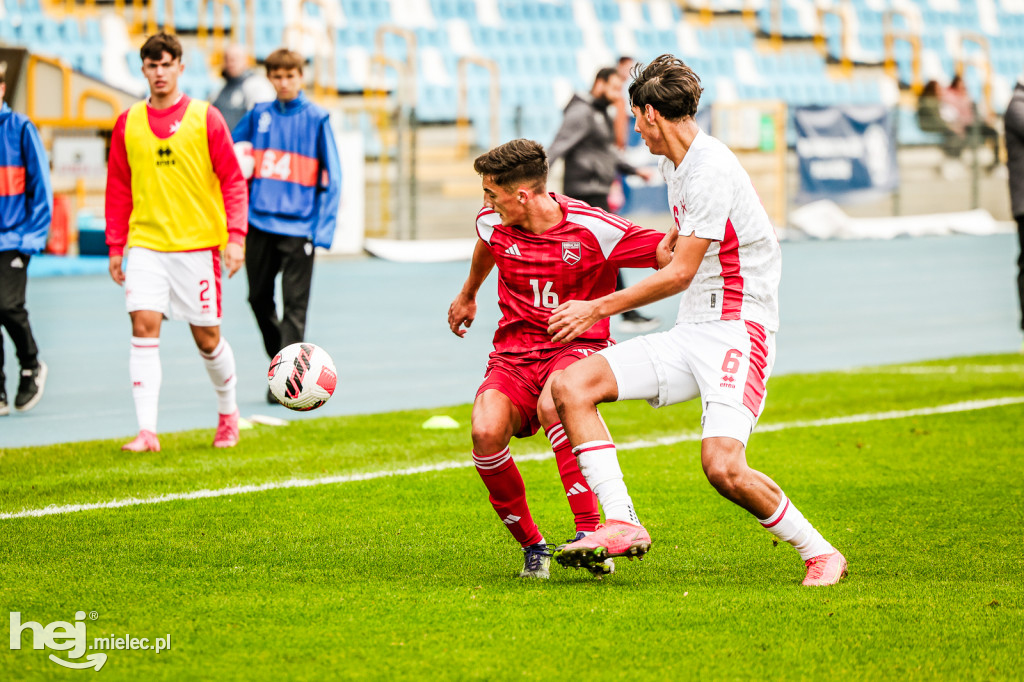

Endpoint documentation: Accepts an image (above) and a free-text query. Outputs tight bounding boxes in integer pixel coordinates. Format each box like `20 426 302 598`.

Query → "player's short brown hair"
628 54 703 121
473 139 548 191
140 32 183 63
0 68 5 87
265 48 305 75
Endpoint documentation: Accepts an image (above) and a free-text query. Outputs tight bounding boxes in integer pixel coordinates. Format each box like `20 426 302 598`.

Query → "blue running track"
1 234 1020 448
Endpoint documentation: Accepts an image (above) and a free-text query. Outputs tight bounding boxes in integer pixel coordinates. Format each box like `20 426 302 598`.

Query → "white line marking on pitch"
845 365 1024 375
3 396 1023 521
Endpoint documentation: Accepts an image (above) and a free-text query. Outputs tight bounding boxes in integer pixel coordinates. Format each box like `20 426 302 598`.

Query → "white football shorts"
599 319 776 446
124 246 222 326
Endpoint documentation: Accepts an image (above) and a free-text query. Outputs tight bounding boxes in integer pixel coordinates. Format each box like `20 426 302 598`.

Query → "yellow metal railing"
456 56 500 155
956 32 993 119
766 0 783 49
677 0 760 26
287 0 338 100
374 25 417 107
815 2 853 75
26 54 122 128
883 9 923 93
114 0 165 36
366 54 407 235
198 0 243 64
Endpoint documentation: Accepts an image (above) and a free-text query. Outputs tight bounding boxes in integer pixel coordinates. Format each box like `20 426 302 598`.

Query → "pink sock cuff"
572 440 616 456
200 338 227 360
759 495 790 528
130 336 160 349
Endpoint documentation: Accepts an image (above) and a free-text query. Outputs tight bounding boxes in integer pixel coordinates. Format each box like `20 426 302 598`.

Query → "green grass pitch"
1 354 1022 680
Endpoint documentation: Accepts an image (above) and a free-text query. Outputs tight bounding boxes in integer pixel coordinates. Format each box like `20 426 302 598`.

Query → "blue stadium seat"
175 0 200 31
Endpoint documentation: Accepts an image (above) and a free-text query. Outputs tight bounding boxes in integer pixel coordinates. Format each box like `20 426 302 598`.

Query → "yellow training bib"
124 100 227 252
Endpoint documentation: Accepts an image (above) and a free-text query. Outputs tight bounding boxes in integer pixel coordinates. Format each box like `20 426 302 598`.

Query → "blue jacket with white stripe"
232 93 341 248
0 103 52 254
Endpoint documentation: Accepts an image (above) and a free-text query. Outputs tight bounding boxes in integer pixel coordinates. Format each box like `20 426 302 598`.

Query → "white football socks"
200 337 237 415
129 337 161 433
573 440 641 525
758 493 835 561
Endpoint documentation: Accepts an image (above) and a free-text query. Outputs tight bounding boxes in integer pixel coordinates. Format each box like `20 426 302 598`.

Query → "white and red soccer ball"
267 343 337 411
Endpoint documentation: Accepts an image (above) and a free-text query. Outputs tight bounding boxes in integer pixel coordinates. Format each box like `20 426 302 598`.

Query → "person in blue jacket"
0 71 51 414
232 48 341 402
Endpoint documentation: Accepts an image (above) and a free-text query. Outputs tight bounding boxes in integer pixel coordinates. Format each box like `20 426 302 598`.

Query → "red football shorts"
476 340 613 438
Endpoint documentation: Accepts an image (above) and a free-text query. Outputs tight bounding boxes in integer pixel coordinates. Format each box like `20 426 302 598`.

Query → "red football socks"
473 447 543 547
546 422 600 533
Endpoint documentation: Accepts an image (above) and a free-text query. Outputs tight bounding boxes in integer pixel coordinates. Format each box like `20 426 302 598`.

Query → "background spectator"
212 44 275 131
917 79 965 160
944 74 1000 171
1005 70 1024 349
549 67 660 333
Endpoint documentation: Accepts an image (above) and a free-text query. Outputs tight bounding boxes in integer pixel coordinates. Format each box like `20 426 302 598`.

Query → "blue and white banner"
794 105 898 202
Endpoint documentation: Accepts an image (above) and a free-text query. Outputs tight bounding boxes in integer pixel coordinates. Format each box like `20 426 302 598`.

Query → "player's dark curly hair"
140 32 183 62
628 54 703 121
473 139 548 191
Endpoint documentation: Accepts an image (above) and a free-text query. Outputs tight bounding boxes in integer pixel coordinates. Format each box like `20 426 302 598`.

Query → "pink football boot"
122 430 161 452
555 520 651 572
213 410 240 448
802 551 848 586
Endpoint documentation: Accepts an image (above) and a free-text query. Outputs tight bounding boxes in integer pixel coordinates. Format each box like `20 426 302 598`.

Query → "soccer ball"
267 343 338 411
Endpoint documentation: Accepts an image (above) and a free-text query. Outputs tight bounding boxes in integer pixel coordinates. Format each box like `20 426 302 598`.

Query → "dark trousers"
0 250 40 385
577 192 627 292
245 229 316 358
1017 215 1024 332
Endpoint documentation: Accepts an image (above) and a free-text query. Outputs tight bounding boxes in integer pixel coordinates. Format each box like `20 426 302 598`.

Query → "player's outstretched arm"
548 232 711 343
448 239 495 337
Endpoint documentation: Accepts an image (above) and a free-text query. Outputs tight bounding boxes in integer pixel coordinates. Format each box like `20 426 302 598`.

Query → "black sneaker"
15 361 47 412
519 543 554 579
619 310 662 334
0 389 9 416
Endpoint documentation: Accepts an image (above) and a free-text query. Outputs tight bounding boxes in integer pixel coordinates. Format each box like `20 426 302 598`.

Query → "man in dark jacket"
0 71 51 414
1005 74 1024 347
212 44 275 131
549 67 659 333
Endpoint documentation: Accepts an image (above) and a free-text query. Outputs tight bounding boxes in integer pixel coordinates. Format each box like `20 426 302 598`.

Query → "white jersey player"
547 54 847 587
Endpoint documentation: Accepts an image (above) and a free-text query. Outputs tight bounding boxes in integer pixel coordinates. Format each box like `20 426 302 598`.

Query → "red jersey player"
447 139 670 579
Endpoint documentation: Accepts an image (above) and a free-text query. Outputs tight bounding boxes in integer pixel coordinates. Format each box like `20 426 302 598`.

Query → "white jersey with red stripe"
661 130 781 332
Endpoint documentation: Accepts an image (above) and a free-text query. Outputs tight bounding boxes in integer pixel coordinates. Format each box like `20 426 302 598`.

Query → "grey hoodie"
1006 81 1024 218
548 92 638 198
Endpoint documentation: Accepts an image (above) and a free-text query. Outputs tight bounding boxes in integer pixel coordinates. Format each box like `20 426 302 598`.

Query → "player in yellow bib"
105 33 249 452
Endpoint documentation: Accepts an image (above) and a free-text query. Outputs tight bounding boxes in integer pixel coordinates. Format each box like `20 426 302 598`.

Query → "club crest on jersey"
562 241 581 265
